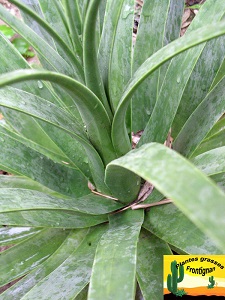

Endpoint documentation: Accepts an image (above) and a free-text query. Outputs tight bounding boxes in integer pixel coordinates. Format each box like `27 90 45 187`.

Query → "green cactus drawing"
207 276 215 289
167 260 184 295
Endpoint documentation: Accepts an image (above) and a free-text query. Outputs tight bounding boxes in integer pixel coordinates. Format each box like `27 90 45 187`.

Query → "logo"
163 255 225 299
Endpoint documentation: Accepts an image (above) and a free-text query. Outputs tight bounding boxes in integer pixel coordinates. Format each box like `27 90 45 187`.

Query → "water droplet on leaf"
37 80 43 89
177 77 181 84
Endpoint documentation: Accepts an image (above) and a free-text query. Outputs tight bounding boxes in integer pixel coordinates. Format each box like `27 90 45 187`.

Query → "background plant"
0 0 225 299
0 24 35 58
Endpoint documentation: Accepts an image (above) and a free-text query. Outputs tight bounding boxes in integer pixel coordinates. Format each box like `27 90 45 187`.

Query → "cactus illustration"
167 260 184 294
207 276 215 289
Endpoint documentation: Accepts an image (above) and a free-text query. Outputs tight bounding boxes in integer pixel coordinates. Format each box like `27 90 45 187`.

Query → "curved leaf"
0 4 82 80
173 75 225 157
211 172 225 192
191 147 225 176
0 210 107 229
111 20 225 156
20 225 107 300
0 226 41 246
0 131 90 198
193 120 225 156
143 204 223 255
1 229 88 299
104 164 141 204
137 229 172 300
0 69 116 166
63 0 83 57
108 0 133 112
0 189 122 215
0 228 69 287
88 210 144 300
107 143 225 250
132 0 183 132
11 0 81 73
83 0 112 119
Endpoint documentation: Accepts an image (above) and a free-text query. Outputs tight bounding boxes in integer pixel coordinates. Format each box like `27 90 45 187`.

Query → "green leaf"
112 20 225 156
173 76 225 158
143 204 223 254
13 0 83 78
170 1 225 138
20 225 107 300
105 163 141 204
0 210 107 229
0 175 66 197
107 143 225 250
0 189 122 215
0 131 90 198
98 0 124 94
0 86 86 140
137 229 172 300
1 229 88 299
193 119 225 156
108 0 133 112
88 210 144 300
0 69 116 166
0 226 41 246
191 147 225 176
63 0 83 57
132 0 183 132
211 172 225 192
0 4 82 80
83 0 112 119
0 24 15 39
0 228 69 287
12 38 30 55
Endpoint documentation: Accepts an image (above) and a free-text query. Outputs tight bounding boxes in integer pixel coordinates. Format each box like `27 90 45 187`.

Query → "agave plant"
0 0 225 299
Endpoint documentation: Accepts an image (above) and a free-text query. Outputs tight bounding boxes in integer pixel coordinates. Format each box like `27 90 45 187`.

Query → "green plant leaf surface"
132 0 183 132
0 228 69 287
0 86 85 140
0 210 107 229
193 119 225 156
63 0 83 57
88 210 144 300
170 0 225 138
104 164 141 204
0 226 41 246
191 147 225 176
0 175 70 198
108 0 133 111
98 0 124 94
0 69 116 166
143 204 222 255
0 131 90 198
173 76 225 158
83 0 112 119
1 229 88 300
137 229 171 300
0 4 81 79
20 225 107 300
107 143 225 250
0 189 122 215
211 173 225 192
112 20 225 156
0 24 15 39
